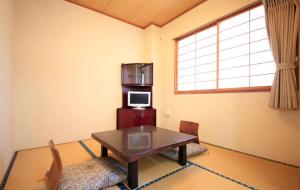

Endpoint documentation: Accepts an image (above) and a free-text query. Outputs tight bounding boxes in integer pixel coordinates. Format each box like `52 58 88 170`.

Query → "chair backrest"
179 120 199 143
45 140 63 190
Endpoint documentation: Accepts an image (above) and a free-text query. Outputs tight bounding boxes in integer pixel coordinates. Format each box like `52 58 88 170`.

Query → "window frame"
174 1 272 94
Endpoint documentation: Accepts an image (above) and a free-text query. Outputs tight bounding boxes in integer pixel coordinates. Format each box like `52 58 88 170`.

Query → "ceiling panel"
66 0 207 28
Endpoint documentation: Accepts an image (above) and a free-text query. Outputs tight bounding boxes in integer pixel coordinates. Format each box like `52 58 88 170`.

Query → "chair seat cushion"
160 143 208 160
58 157 127 190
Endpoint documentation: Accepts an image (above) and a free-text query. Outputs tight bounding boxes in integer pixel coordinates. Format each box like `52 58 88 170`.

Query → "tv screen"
128 91 150 108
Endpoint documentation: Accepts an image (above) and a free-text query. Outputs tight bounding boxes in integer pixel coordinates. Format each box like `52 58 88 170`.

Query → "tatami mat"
189 143 300 190
142 165 248 190
4 142 119 190
3 139 299 190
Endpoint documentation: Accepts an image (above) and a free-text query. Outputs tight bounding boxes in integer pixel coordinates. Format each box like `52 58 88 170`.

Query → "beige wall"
144 25 163 126
13 0 145 150
158 0 300 166
12 0 300 167
0 0 14 179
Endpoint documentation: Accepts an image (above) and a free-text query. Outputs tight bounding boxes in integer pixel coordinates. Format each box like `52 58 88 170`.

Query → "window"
175 4 275 93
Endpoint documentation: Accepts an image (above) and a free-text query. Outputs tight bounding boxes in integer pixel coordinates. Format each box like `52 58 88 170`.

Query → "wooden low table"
92 126 197 189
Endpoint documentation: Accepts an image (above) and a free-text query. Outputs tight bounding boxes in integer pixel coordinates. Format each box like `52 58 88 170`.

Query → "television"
128 91 151 109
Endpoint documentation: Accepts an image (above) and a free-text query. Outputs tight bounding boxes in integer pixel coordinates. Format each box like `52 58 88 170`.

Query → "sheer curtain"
262 0 299 109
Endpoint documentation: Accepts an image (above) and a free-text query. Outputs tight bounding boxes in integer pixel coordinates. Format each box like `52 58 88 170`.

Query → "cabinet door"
122 64 153 86
135 109 155 126
117 109 135 129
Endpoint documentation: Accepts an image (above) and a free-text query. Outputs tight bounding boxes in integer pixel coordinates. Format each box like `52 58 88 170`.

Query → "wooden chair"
45 140 63 190
160 120 207 160
179 120 200 143
45 140 127 190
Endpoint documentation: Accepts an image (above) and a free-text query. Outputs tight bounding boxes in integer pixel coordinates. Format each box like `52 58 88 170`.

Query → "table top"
92 126 197 162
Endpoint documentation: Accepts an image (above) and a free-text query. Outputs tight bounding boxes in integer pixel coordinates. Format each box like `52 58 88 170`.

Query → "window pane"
250 74 274 87
178 51 195 62
219 66 249 79
178 43 195 55
219 44 249 60
178 59 195 69
196 26 217 41
196 72 216 82
178 83 195 91
220 11 249 31
178 35 195 48
178 75 195 84
250 28 268 42
196 44 217 57
219 77 249 88
196 63 216 73
196 54 216 65
196 36 217 49
176 5 273 92
250 62 276 75
178 67 195 77
250 16 266 31
219 22 249 41
219 33 249 51
219 55 249 69
250 50 274 64
196 81 217 90
250 39 271 53
250 5 264 20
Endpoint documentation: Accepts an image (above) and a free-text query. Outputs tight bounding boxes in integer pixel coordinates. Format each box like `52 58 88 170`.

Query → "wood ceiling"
66 0 207 29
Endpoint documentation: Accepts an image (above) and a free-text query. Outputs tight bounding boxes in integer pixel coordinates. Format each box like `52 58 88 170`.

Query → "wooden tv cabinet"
117 63 156 129
117 108 156 129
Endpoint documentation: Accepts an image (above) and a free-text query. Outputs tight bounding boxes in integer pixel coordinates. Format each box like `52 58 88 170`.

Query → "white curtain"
262 0 300 109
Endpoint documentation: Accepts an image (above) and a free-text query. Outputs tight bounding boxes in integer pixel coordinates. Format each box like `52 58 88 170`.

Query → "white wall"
13 0 145 150
157 0 300 166
0 0 14 180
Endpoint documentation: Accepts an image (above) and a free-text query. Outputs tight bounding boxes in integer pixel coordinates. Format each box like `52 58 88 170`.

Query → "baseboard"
200 141 299 168
0 151 18 190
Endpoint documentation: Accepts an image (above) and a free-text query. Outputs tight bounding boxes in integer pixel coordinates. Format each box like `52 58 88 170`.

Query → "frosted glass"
178 35 195 48
250 17 266 31
250 50 274 64
178 83 195 91
250 5 264 20
196 26 217 41
196 81 217 90
250 28 268 42
219 55 249 69
178 59 195 69
219 44 249 60
196 35 217 49
219 33 249 50
250 62 276 75
220 11 249 31
196 44 217 57
219 22 249 41
196 72 216 82
250 39 271 53
219 77 249 88
250 74 274 87
196 54 216 65
178 43 195 55
196 63 216 73
178 51 195 62
178 67 196 77
219 66 249 79
178 75 195 84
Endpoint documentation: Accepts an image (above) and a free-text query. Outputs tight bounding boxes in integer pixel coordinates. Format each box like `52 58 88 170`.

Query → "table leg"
128 160 138 189
101 145 108 157
178 145 187 166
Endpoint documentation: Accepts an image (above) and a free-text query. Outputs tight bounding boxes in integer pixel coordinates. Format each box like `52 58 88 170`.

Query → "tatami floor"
3 139 300 190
